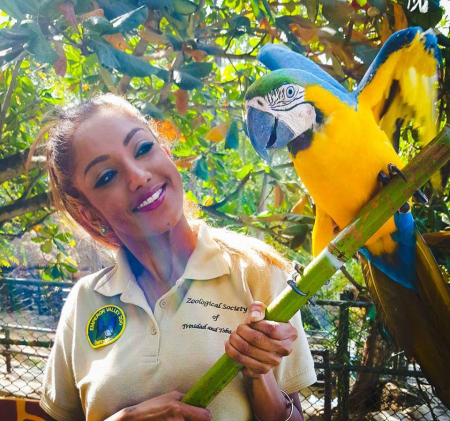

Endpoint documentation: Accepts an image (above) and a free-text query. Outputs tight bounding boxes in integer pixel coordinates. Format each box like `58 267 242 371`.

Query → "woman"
34 94 317 421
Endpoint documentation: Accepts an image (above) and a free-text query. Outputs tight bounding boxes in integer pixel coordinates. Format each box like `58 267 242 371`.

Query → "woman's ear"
78 206 104 231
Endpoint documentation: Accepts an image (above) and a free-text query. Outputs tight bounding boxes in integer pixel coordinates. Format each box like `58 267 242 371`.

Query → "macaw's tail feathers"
360 212 416 291
359 233 450 409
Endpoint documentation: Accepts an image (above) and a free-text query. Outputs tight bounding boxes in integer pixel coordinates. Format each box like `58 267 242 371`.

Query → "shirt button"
159 300 167 308
151 327 158 335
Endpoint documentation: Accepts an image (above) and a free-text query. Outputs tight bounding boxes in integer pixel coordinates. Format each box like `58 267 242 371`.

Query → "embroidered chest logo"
86 305 126 349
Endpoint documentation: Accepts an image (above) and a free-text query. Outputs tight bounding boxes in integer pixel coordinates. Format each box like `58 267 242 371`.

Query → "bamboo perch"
182 126 450 408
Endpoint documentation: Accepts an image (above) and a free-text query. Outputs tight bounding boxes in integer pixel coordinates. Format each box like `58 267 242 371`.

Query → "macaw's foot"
378 169 410 214
293 261 305 275
388 163 407 182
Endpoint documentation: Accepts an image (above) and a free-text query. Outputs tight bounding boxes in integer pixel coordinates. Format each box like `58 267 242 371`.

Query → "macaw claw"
378 170 410 214
414 189 428 204
378 171 390 186
388 163 408 182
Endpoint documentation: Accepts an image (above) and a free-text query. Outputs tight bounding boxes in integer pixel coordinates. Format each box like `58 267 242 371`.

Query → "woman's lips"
134 184 167 213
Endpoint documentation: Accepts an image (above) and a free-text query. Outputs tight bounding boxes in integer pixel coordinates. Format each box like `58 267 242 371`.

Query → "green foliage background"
0 0 448 296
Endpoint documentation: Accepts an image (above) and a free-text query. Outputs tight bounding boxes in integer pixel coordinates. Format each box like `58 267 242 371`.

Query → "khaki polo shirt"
40 224 316 421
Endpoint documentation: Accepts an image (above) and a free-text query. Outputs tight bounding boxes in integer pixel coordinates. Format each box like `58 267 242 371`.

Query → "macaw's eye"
286 86 295 98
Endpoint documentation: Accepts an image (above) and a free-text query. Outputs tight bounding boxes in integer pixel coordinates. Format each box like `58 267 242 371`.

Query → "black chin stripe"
288 129 313 158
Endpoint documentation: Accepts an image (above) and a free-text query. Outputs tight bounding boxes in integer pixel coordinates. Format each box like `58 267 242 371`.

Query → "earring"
99 225 109 236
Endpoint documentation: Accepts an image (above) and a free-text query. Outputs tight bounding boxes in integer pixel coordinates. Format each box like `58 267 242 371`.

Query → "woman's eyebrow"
84 155 110 178
123 127 143 147
84 128 144 178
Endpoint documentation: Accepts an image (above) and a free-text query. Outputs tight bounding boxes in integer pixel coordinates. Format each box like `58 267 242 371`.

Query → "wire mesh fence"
0 278 448 420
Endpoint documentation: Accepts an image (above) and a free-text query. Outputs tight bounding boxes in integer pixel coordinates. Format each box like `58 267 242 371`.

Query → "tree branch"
0 148 46 184
0 193 50 224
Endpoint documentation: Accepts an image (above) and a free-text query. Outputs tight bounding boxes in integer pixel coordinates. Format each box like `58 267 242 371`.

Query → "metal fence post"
323 349 332 421
336 292 351 421
4 327 12 373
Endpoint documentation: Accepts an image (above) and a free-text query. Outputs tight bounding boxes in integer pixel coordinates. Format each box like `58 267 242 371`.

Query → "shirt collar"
94 223 230 297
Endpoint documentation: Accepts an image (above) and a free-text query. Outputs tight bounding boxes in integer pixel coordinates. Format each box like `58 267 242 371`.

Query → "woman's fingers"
250 319 298 341
247 301 267 323
237 322 297 351
228 331 283 365
224 339 274 374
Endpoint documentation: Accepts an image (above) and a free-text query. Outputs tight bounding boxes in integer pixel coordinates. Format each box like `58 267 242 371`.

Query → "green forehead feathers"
245 71 299 100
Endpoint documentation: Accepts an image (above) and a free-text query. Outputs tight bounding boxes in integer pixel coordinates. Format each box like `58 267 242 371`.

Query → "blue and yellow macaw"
245 27 450 408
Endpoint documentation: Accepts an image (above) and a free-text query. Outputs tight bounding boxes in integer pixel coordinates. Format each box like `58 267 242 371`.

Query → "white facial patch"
279 102 317 136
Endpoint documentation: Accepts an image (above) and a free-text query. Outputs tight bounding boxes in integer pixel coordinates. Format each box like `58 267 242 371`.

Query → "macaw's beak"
246 107 295 163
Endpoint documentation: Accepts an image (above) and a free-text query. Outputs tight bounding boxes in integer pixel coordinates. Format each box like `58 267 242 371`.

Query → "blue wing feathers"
257 44 348 94
360 212 417 292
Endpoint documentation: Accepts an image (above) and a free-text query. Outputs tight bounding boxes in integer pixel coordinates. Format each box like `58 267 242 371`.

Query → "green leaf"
322 3 353 27
40 240 53 254
268 168 282 180
235 164 254 179
89 39 119 69
139 0 174 10
166 34 183 50
55 233 71 243
231 16 251 31
196 42 223 56
43 267 53 281
172 0 198 14
61 262 78 273
98 61 118 93
51 264 61 279
0 44 25 66
111 5 148 33
282 224 308 237
352 44 378 66
368 0 386 13
140 102 164 119
0 26 34 41
0 0 27 21
25 37 58 64
181 62 213 78
193 156 210 180
31 236 47 243
54 239 67 255
90 40 169 81
225 121 239 150
83 16 114 35
173 70 203 90
249 0 263 20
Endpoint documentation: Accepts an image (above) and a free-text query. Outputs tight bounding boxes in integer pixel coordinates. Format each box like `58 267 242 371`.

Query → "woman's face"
72 108 184 241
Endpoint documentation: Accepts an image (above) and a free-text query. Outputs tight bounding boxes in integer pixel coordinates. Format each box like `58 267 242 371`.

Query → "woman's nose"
127 166 152 191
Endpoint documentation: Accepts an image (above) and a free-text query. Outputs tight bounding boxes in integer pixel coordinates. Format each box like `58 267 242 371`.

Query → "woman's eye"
95 170 117 188
135 142 154 158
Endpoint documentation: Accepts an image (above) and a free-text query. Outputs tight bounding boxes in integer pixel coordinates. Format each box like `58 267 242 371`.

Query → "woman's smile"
134 183 167 212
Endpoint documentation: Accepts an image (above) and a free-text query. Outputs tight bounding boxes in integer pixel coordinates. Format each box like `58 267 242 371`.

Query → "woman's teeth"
137 187 163 210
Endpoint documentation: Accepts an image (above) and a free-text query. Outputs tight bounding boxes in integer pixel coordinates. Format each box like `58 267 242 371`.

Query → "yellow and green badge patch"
86 305 126 349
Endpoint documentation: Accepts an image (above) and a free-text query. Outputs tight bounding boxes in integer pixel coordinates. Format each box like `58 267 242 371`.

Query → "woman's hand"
106 391 211 421
224 301 298 375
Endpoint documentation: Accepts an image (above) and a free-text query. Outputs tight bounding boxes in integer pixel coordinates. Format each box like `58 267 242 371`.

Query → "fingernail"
251 310 261 319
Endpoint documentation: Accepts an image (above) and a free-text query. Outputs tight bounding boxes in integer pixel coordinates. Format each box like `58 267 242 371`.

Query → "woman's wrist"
242 370 294 421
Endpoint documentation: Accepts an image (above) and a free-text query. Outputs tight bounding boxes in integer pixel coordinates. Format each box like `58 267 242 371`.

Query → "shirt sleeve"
40 315 84 421
247 263 317 394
